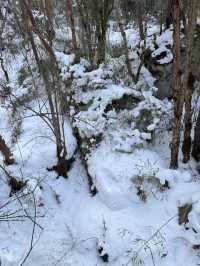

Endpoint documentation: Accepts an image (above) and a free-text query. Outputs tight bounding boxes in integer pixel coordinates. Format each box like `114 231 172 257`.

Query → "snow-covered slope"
0 23 200 266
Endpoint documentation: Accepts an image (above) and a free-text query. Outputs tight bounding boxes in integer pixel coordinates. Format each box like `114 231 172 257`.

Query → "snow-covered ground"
1 23 200 266
1 102 200 266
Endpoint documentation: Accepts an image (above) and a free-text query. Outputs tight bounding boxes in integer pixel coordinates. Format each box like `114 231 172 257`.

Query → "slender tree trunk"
0 135 14 165
43 0 55 47
20 0 66 161
96 0 114 65
170 0 183 169
96 25 107 65
192 110 200 161
159 1 163 35
137 0 145 42
76 0 94 66
165 0 173 29
116 5 144 84
0 57 9 82
182 0 198 163
66 0 80 63
116 8 136 83
27 31 64 160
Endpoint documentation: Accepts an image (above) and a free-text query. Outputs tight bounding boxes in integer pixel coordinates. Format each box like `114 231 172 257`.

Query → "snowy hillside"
1 1 200 266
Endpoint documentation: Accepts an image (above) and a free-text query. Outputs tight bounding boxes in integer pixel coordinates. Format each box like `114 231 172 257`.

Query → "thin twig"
20 192 37 266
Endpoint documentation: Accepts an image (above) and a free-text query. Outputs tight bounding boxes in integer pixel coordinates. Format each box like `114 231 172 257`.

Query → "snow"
1 105 199 266
1 19 200 266
152 29 173 64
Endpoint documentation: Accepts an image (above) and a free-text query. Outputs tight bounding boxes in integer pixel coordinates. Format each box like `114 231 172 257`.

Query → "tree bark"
66 0 80 63
76 0 94 66
170 0 183 169
165 0 173 29
0 57 9 83
192 110 200 161
0 135 14 165
137 0 145 42
182 0 198 163
42 0 55 47
96 0 114 65
159 0 164 35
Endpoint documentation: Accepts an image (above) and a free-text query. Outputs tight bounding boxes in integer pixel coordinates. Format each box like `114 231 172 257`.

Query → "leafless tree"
76 0 94 66
165 0 173 29
17 0 68 162
192 110 200 162
116 5 143 84
182 0 198 163
66 0 80 63
76 0 114 66
170 0 183 169
136 0 146 43
0 2 10 83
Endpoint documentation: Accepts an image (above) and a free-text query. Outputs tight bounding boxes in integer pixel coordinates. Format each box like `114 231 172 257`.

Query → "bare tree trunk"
192 110 200 161
0 135 14 165
182 0 198 163
76 0 113 66
116 8 136 83
159 0 164 35
27 34 64 159
170 0 183 169
96 0 114 65
76 0 94 66
96 25 107 65
19 0 66 161
0 57 9 82
66 0 80 63
137 0 145 42
165 0 173 29
42 0 55 47
116 4 144 84
0 3 9 83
